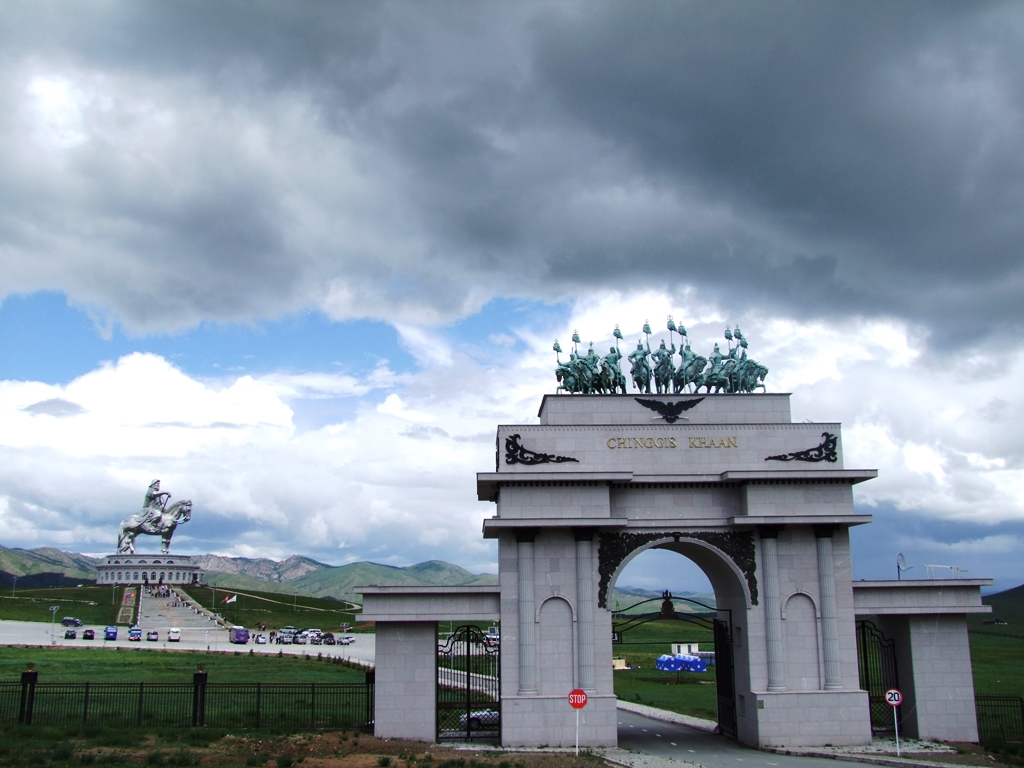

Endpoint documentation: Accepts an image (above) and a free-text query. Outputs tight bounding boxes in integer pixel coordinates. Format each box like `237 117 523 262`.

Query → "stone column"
814 525 843 690
574 528 596 692
759 526 786 692
516 528 538 695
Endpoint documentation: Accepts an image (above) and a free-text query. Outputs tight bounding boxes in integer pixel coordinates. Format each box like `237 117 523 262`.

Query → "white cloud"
1 290 1023 569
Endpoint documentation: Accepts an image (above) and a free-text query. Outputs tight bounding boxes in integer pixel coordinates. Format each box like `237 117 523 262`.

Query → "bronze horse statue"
117 499 192 554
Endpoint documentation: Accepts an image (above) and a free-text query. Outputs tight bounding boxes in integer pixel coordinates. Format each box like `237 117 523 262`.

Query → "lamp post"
49 606 59 646
11 575 17 597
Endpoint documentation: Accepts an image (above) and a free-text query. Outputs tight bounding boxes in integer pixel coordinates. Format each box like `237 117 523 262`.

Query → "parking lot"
0 588 376 667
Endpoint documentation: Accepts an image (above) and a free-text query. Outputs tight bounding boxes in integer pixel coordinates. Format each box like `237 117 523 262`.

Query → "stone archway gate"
361 392 991 750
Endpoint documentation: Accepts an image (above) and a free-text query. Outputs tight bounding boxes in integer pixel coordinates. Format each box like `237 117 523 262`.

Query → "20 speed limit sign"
885 689 903 707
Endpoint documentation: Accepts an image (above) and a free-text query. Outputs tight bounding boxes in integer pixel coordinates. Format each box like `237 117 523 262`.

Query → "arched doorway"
604 534 755 740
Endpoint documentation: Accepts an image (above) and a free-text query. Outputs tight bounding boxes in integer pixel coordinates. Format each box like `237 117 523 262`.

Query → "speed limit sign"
885 689 903 756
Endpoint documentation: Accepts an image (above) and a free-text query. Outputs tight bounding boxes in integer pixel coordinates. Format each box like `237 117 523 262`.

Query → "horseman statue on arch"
553 319 769 396
117 479 192 554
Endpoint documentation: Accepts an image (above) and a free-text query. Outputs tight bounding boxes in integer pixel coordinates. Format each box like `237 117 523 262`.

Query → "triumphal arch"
362 383 988 748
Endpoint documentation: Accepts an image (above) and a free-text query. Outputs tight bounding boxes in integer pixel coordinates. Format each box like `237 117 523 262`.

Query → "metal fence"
2 672 373 731
977 695 1024 747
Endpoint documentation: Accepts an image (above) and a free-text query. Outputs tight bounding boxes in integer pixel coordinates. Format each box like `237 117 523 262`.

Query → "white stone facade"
359 392 990 749
95 554 201 585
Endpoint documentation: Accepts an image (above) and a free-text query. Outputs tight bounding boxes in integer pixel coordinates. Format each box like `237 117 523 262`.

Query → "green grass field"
611 617 718 720
179 585 361 634
0 585 124 625
611 616 1024 722
0 646 367 683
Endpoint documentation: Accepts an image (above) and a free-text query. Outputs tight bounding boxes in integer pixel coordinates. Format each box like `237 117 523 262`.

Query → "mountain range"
0 545 717 609
0 544 499 603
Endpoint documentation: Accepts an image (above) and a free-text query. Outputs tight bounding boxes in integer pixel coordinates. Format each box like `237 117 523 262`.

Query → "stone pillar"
517 528 538 695
814 525 843 690
759 526 786 692
574 528 596 692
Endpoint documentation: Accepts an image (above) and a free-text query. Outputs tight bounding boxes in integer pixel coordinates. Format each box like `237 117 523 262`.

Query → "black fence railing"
977 695 1024 747
2 671 374 731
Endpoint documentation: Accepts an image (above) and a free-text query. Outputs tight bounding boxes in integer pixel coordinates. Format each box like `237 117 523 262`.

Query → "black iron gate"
436 625 500 741
713 619 737 740
856 620 900 732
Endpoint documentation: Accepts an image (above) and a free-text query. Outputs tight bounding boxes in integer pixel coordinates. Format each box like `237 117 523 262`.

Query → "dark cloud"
1 1 1022 347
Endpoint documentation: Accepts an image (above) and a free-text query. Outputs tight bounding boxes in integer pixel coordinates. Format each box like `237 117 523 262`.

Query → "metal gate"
856 620 900 732
713 618 737 740
436 625 500 741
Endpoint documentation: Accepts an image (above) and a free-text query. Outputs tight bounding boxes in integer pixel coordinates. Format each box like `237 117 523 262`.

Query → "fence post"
18 670 38 725
365 670 375 730
192 671 208 727
137 682 145 727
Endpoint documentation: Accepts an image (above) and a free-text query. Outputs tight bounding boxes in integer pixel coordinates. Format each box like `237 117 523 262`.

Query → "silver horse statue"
117 480 192 554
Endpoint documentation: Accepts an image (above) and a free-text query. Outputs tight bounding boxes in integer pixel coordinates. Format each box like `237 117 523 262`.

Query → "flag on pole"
221 595 237 604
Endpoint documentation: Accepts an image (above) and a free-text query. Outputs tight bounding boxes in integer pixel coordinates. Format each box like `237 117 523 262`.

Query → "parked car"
146 630 159 641
168 628 181 642
254 633 267 644
128 627 142 641
104 626 118 640
276 633 293 645
322 633 336 645
458 708 500 730
82 629 95 640
61 617 83 627
64 629 77 639
293 632 307 645
338 635 355 645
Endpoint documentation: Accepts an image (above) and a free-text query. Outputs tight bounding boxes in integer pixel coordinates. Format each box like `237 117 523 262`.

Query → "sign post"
885 688 903 756
568 688 588 756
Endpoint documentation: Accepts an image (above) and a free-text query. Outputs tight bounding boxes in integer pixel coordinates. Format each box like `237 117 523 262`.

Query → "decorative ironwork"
504 434 579 466
856 620 899 732
597 530 757 608
437 624 500 742
634 397 705 423
765 432 838 464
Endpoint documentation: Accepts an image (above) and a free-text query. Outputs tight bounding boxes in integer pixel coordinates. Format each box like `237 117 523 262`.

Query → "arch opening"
608 543 748 739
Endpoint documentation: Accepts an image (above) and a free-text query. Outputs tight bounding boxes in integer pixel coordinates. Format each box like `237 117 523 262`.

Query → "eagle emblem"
634 397 705 423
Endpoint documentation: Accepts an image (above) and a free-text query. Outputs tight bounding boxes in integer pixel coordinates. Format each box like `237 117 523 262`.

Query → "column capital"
813 524 840 539
515 528 539 543
573 527 595 542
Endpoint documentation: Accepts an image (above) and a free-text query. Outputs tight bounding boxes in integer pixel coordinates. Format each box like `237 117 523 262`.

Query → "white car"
168 628 181 642
338 635 355 645
254 633 267 644
459 708 500 730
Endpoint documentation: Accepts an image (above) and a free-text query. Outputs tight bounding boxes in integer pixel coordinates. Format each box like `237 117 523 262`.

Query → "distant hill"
611 586 716 614
969 582 1024 637
0 545 99 588
0 545 496 604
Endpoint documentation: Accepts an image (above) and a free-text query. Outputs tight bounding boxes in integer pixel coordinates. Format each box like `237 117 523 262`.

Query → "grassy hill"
610 586 716 614
0 545 99 588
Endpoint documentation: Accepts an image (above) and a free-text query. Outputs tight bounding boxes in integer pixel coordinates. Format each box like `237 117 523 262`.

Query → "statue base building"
359 393 990 749
95 554 202 586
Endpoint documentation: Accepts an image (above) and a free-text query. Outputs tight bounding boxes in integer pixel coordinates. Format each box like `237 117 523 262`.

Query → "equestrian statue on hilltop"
553 320 769 396
117 479 192 554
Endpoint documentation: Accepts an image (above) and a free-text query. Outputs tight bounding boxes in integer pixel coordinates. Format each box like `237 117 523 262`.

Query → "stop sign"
568 689 588 709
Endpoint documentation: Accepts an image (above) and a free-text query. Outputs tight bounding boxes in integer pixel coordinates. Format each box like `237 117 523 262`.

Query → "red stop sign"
568 689 588 709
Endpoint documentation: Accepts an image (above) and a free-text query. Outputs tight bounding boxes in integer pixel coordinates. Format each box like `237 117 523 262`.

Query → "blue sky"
1 2 1023 593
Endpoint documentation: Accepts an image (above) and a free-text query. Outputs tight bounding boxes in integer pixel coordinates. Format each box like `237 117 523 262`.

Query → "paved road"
0 589 376 667
616 710 857 768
